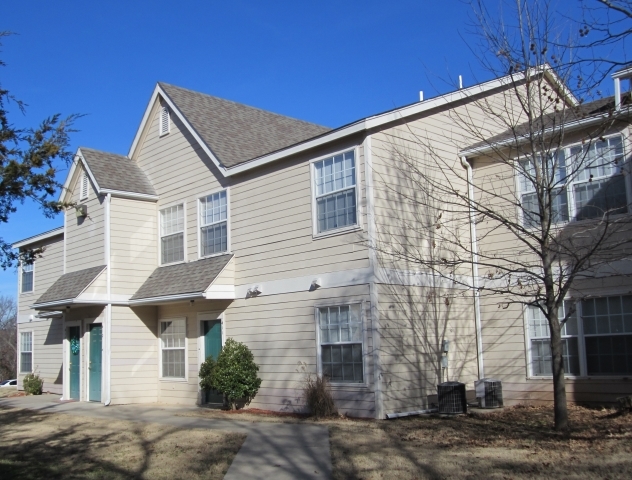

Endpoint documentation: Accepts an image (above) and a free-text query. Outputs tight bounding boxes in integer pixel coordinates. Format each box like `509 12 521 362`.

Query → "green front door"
203 320 223 404
68 326 81 400
89 324 102 402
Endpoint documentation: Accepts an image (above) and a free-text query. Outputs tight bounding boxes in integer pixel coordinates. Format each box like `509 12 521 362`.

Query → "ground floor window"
527 295 632 377
318 304 363 383
160 319 186 378
20 331 33 373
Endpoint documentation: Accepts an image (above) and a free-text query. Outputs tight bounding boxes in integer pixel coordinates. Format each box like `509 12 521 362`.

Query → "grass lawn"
0 406 245 480
184 404 632 479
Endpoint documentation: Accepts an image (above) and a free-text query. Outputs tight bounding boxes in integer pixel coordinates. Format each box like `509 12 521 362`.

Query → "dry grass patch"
329 405 632 479
0 406 245 480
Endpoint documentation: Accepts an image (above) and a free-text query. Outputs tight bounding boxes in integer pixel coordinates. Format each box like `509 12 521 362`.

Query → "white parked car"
0 379 17 387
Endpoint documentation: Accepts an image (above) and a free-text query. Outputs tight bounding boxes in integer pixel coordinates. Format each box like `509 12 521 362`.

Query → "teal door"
89 324 102 402
68 326 81 400
203 320 223 404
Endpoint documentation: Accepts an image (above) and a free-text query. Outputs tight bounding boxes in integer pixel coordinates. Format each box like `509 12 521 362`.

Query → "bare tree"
0 295 17 380
372 0 632 430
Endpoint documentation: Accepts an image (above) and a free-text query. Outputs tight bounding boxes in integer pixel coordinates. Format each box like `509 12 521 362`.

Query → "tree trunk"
549 316 569 431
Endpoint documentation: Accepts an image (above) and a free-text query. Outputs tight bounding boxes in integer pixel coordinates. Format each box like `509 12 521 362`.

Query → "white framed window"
160 319 186 378
527 302 580 376
20 331 33 373
199 190 228 257
526 294 632 377
312 150 358 234
518 135 627 226
159 106 170 136
317 304 364 383
80 171 89 201
21 262 34 293
160 204 184 264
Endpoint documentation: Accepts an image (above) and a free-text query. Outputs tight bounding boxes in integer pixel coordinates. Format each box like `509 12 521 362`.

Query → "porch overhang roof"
129 254 234 305
32 265 107 310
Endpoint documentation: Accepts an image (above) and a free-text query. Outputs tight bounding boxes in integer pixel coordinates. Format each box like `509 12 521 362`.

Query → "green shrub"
213 338 261 409
198 356 217 391
23 373 43 395
303 374 337 418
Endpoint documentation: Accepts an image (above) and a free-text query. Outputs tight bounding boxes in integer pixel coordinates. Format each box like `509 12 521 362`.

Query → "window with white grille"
21 262 33 293
80 171 89 200
159 106 170 136
160 204 184 264
199 191 228 256
160 319 186 378
318 304 364 383
20 332 33 373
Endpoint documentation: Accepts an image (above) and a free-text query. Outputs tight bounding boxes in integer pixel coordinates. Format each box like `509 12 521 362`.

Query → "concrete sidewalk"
0 394 332 479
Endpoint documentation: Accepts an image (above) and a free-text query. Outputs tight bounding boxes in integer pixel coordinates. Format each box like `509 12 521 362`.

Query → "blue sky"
0 0 621 297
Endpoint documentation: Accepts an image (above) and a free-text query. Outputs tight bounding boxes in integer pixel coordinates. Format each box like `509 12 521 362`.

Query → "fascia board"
613 66 632 79
98 189 159 201
225 71 533 176
127 85 228 176
12 227 64 249
128 292 204 306
31 298 73 309
58 149 102 203
460 109 630 157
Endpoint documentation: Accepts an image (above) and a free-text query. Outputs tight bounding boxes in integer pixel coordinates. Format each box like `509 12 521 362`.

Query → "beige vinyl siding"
18 234 63 318
110 306 159 404
65 166 105 273
80 269 107 297
134 101 370 283
378 283 478 414
16 318 63 394
225 284 376 417
110 197 157 296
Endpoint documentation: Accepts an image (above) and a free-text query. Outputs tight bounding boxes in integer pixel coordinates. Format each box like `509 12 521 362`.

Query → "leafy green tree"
0 32 79 268
212 338 261 410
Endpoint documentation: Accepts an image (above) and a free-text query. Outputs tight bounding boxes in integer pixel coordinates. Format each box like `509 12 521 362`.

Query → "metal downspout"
461 156 485 379
104 193 112 406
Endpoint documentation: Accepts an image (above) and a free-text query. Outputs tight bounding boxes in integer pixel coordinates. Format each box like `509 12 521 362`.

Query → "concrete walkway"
0 394 332 479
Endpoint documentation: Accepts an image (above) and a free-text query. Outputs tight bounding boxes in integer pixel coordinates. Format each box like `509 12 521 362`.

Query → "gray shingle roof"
462 96 620 154
130 254 233 301
159 83 331 168
81 148 157 196
34 265 106 306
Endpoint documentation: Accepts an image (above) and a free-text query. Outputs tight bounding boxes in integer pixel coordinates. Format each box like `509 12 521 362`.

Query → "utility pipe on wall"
104 193 112 406
460 156 485 379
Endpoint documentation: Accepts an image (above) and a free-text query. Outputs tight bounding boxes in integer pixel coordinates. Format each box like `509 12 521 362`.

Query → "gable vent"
80 171 89 200
159 106 170 136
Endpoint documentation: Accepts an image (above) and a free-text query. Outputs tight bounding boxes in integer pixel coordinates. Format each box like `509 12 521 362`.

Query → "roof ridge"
157 82 331 130
80 146 129 158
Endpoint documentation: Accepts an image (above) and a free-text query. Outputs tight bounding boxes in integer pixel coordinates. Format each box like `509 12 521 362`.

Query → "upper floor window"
80 171 89 201
21 263 33 293
159 106 170 136
519 135 627 227
20 331 33 373
160 204 184 264
199 190 228 257
313 150 357 234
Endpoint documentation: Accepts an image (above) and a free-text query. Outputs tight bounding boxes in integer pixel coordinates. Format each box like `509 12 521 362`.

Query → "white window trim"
310 147 363 239
159 317 188 382
197 187 231 259
79 170 90 201
516 133 630 227
525 296 632 380
159 106 170 137
19 329 34 374
19 260 34 295
314 299 369 388
158 200 187 266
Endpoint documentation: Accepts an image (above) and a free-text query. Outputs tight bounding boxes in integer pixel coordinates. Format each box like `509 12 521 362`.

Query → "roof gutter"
460 108 631 157
12 227 64 249
128 292 204 306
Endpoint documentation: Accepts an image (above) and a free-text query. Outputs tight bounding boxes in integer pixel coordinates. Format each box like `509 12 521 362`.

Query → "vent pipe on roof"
419 91 424 102
459 75 463 89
